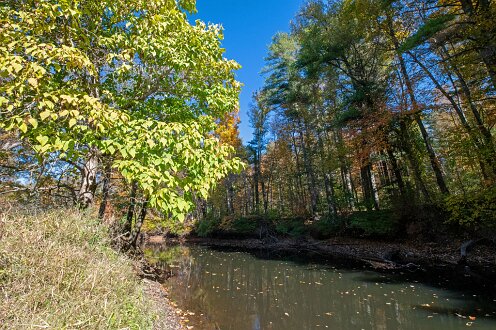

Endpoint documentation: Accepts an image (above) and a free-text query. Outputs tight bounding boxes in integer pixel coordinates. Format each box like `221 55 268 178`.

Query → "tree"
0 0 243 240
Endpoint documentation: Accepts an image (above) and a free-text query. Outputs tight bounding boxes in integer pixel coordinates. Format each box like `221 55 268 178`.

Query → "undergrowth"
0 207 154 329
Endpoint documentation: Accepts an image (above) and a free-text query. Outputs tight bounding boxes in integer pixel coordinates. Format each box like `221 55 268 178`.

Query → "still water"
145 245 496 330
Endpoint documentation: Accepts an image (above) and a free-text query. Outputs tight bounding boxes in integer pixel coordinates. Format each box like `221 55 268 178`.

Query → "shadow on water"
207 244 496 296
145 244 496 330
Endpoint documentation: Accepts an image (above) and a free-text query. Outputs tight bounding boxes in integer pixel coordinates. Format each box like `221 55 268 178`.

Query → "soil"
143 277 216 330
142 279 187 330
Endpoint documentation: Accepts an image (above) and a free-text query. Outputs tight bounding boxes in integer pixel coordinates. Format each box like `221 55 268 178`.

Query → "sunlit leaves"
0 0 242 221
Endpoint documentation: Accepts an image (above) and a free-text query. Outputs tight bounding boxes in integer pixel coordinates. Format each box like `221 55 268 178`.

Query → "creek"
144 244 496 330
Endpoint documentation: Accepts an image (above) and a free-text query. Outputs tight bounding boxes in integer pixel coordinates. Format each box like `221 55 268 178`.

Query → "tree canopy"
1 0 243 240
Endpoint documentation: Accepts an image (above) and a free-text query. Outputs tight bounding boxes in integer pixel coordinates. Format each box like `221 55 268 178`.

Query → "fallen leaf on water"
284 312 289 316
469 316 476 321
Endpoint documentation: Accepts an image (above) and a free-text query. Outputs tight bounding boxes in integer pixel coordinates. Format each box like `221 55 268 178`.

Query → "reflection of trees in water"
167 248 397 329
149 247 496 330
144 245 193 281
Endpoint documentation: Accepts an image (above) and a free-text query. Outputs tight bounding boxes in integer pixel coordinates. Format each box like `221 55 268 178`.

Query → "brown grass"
0 207 154 329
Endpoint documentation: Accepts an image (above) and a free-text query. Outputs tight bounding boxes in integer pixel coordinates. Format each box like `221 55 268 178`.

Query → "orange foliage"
215 108 242 150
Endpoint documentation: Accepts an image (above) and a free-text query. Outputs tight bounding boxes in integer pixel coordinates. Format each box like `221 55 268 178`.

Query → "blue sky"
192 0 305 143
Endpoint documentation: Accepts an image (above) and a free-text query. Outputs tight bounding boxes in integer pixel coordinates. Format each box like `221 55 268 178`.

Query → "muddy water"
144 245 496 330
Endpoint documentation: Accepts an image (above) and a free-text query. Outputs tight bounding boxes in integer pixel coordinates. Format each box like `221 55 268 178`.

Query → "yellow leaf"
19 122 28 133
28 117 38 128
40 111 51 120
69 118 77 128
27 78 38 88
12 62 23 73
36 135 49 146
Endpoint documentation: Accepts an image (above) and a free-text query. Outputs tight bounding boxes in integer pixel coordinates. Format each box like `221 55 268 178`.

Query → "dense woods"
1 1 495 239
204 0 496 238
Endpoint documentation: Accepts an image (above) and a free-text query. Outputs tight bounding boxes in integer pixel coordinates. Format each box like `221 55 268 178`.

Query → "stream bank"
146 235 496 294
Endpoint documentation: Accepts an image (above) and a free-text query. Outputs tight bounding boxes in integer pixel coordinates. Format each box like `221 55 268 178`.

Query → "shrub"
220 216 260 235
445 186 496 229
275 217 307 237
348 210 398 237
195 216 221 237
309 216 345 239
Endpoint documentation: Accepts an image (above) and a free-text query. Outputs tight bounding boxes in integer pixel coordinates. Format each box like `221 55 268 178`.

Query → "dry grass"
0 207 154 329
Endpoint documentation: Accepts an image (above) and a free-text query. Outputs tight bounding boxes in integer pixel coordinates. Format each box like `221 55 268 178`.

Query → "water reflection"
145 245 496 330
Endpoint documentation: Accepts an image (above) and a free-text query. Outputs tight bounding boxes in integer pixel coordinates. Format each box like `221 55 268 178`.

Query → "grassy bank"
0 208 154 329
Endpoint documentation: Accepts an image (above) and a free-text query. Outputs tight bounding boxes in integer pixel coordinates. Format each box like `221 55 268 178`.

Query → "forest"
203 0 496 240
1 0 495 242
1 0 496 329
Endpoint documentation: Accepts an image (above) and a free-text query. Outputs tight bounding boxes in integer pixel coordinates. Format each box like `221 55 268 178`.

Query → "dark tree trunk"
130 199 148 248
98 161 112 220
360 161 378 211
124 181 138 235
386 147 406 196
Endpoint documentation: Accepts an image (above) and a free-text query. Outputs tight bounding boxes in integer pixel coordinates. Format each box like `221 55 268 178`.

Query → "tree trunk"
130 199 148 248
299 125 318 215
318 130 338 217
291 131 306 208
98 161 112 220
77 147 99 208
253 151 260 213
385 147 406 197
225 174 235 215
334 128 355 209
124 181 138 235
387 15 449 194
323 173 338 217
360 161 378 211
411 47 496 183
458 0 496 89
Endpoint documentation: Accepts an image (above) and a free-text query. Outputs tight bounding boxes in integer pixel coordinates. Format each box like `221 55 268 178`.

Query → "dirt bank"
164 236 496 292
142 278 191 330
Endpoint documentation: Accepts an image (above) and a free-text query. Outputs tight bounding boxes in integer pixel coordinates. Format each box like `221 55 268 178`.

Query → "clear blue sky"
192 0 305 143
